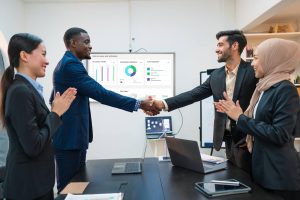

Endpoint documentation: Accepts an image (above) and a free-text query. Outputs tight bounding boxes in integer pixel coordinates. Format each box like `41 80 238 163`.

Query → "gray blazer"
237 80 300 190
165 59 258 150
0 128 8 167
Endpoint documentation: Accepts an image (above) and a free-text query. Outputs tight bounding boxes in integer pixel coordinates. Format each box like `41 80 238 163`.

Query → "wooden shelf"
296 84 300 97
245 32 300 39
243 32 300 61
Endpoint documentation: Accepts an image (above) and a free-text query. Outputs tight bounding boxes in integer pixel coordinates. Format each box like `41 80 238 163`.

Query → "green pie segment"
125 65 137 77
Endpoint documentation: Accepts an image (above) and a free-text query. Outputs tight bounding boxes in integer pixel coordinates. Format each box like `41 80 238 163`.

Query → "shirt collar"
16 72 44 98
225 63 240 75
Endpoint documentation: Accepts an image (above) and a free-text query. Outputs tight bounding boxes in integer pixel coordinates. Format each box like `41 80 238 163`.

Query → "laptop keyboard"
203 163 214 171
125 162 142 173
204 166 213 170
147 134 162 139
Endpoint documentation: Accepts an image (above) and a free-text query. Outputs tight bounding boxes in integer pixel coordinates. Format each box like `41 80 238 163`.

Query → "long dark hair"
0 33 42 127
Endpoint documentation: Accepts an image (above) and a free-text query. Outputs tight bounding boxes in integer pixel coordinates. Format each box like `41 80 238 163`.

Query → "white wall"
20 0 236 159
0 0 25 39
235 0 281 30
0 0 25 66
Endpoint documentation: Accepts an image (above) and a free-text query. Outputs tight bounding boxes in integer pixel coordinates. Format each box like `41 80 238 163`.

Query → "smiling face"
20 43 49 79
215 36 233 63
251 52 265 78
71 32 92 60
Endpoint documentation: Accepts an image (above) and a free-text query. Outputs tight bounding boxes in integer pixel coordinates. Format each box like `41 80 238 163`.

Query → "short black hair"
63 27 88 47
216 30 247 55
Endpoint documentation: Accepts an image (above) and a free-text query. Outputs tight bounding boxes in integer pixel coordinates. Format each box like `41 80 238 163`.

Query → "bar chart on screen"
87 53 175 100
89 60 117 85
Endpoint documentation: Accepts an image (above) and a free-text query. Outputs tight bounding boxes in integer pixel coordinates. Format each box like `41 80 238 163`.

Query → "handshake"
140 98 166 116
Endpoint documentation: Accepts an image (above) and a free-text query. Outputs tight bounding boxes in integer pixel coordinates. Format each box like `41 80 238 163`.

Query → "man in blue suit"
50 27 158 192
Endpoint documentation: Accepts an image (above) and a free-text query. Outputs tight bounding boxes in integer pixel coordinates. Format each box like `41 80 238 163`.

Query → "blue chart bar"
96 69 98 81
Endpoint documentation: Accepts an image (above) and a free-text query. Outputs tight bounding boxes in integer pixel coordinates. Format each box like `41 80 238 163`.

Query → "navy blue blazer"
238 80 300 191
50 51 137 150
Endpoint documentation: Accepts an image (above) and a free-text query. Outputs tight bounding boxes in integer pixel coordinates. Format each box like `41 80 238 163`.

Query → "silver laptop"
111 161 142 174
165 137 227 174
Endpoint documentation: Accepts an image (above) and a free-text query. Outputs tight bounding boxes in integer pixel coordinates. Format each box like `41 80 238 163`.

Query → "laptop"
165 137 227 174
145 116 173 139
111 161 142 174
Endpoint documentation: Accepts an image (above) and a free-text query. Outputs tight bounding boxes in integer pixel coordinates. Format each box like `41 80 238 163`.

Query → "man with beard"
50 27 159 192
151 30 258 173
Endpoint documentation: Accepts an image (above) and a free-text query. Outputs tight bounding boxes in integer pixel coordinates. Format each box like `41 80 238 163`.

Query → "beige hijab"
244 38 300 153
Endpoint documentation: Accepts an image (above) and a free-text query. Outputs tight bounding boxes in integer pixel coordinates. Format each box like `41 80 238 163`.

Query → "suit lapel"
15 75 50 112
217 66 226 96
232 60 247 102
35 92 50 113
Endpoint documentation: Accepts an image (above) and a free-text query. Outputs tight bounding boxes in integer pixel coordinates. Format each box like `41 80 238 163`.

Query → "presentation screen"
86 53 175 100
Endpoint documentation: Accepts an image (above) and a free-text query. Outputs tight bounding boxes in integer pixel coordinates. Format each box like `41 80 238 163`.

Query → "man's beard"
84 55 91 60
217 51 231 63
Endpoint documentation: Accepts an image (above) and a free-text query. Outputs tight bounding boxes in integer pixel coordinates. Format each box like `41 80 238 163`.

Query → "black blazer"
237 80 300 190
165 59 258 150
3 75 62 199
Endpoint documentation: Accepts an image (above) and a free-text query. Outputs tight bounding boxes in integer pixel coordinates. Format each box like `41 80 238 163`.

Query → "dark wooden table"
56 158 283 200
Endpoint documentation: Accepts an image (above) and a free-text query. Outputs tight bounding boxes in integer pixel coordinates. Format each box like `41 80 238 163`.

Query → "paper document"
200 153 227 164
60 182 89 194
65 193 123 200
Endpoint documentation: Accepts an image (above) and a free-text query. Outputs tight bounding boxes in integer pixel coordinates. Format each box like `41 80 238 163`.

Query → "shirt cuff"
236 114 247 128
162 100 169 111
134 100 141 111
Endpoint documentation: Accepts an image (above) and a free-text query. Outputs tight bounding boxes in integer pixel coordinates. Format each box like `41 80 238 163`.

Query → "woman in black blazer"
215 38 300 200
0 33 77 200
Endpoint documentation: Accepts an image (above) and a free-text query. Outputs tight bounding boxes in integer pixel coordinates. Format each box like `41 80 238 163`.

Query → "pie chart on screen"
125 65 137 77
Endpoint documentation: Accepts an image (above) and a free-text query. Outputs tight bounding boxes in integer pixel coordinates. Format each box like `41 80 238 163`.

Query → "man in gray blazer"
0 128 8 198
0 128 8 169
153 30 258 173
0 53 7 197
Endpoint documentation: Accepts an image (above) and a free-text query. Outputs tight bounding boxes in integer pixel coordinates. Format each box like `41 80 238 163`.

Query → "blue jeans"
54 148 87 192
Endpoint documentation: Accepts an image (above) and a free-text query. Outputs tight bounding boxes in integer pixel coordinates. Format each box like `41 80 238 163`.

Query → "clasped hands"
214 92 243 121
51 88 77 117
140 98 166 116
140 92 244 118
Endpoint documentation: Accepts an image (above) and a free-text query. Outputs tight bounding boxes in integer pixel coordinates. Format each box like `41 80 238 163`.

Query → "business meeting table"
56 158 283 200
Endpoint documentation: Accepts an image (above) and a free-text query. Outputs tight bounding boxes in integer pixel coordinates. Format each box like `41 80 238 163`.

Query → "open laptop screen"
145 116 172 135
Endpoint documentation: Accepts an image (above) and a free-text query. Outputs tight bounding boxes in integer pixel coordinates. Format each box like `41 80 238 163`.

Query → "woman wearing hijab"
215 38 300 200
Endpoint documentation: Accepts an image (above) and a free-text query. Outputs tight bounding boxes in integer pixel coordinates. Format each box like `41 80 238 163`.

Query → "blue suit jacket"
50 51 137 150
